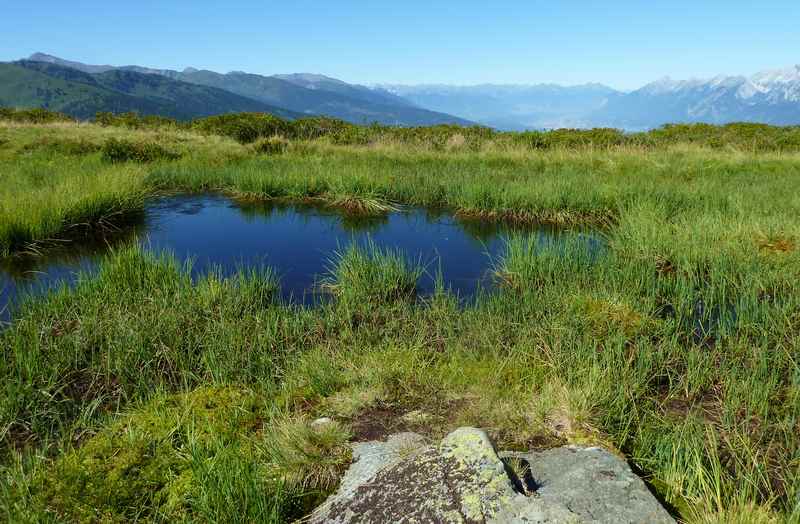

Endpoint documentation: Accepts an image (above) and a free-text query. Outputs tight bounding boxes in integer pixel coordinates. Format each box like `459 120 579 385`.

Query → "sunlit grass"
1 121 799 521
3 122 800 254
321 241 422 306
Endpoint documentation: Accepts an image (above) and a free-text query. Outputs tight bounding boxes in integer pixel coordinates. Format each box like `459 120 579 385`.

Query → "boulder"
311 427 674 524
501 447 675 523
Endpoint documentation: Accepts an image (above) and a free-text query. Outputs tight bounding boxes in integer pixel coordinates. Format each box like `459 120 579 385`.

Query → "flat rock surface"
311 427 674 524
501 447 674 523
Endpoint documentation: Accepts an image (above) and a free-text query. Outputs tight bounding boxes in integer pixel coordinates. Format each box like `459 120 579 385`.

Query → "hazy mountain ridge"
381 83 621 130
384 65 800 129
28 52 116 74
274 73 416 109
170 69 469 125
19 53 472 126
0 60 301 121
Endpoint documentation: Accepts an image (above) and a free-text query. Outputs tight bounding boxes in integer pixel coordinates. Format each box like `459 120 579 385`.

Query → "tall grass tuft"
101 137 181 163
322 241 422 306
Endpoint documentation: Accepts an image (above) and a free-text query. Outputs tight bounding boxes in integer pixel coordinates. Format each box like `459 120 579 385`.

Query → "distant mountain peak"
28 52 58 61
638 76 684 94
26 52 116 74
751 64 800 85
641 73 751 95
274 73 347 85
639 65 800 96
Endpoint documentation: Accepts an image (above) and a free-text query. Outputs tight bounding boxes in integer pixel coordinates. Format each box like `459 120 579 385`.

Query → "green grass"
1 120 799 522
3 120 800 253
322 241 422 306
6 385 344 522
0 123 241 255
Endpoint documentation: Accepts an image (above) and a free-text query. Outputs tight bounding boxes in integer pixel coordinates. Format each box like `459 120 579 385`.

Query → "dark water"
0 194 597 324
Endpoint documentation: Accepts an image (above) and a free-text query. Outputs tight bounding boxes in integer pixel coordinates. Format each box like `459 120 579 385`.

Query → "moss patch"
37 386 296 522
574 295 651 339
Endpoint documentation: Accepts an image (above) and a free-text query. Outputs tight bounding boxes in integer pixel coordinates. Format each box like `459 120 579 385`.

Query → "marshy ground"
0 112 799 522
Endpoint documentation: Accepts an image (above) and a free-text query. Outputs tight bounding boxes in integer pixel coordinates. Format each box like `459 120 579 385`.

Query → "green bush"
383 124 493 150
513 128 627 149
253 136 290 155
291 116 354 140
328 124 373 146
21 137 100 156
644 122 800 151
95 111 180 130
192 113 293 143
101 137 181 163
7 106 800 153
0 107 75 124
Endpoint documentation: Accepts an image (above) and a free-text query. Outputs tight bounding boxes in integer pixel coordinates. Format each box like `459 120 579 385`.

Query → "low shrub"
192 113 292 143
0 107 75 124
327 124 373 146
291 116 354 140
95 111 180 130
21 137 100 156
514 128 627 149
101 137 181 163
7 106 800 153
644 122 800 151
253 136 290 155
385 124 492 150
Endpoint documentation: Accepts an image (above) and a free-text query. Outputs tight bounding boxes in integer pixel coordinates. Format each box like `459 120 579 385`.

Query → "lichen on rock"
312 427 674 523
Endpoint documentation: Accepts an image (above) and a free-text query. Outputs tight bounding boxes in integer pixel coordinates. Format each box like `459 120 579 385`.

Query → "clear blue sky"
3 1 799 89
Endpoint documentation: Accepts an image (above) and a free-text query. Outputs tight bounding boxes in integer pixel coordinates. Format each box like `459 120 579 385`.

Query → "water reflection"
1 194 590 324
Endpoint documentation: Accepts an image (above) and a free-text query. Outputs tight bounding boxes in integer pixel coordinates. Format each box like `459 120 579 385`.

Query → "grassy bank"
1 117 799 522
2 120 799 254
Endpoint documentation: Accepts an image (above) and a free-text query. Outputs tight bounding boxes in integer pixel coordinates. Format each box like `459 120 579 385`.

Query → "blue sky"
3 1 799 89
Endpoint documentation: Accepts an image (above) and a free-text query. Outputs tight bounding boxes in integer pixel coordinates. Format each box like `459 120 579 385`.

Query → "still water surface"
0 194 597 324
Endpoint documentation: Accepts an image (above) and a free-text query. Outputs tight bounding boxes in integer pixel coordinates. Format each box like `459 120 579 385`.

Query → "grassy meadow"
1 111 799 522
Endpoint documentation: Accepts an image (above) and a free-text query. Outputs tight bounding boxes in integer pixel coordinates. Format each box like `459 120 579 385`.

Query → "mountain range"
1 53 799 130
591 68 800 129
0 53 471 126
385 65 800 130
0 59 300 121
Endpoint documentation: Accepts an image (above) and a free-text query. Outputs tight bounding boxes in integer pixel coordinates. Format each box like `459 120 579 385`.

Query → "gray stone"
311 432 429 521
501 446 674 523
311 428 674 524
311 417 335 429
